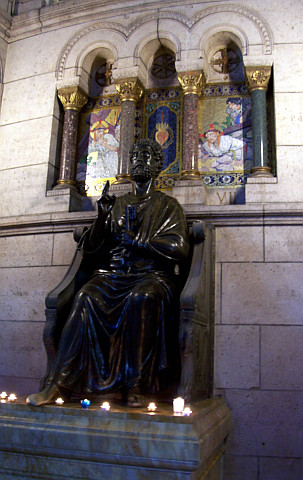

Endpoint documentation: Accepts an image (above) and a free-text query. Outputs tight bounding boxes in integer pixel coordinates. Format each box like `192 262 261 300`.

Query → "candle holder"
55 397 64 406
100 401 110 411
81 399 91 409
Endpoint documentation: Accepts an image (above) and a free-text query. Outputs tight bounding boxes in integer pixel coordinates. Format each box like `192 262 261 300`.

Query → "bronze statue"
27 139 190 407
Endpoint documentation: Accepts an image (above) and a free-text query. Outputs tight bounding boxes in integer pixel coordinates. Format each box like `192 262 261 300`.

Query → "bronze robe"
51 191 190 395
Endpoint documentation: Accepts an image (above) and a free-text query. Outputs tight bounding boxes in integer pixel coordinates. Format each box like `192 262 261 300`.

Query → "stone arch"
55 22 128 82
56 13 190 86
132 31 181 87
134 32 181 69
127 10 192 37
198 28 247 83
55 4 273 84
191 4 273 56
199 27 248 60
75 43 118 95
76 43 118 76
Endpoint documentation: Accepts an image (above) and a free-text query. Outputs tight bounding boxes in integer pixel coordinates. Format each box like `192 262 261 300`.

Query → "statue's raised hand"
97 181 116 218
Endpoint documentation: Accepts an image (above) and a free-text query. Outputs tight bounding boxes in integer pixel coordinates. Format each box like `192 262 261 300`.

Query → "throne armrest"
179 221 214 402
45 226 89 311
41 227 90 389
180 221 205 311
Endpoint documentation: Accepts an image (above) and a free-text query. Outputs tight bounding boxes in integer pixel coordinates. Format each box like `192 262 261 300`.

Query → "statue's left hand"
121 230 136 247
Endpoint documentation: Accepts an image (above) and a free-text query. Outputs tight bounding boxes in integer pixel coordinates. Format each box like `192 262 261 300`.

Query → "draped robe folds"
51 191 190 396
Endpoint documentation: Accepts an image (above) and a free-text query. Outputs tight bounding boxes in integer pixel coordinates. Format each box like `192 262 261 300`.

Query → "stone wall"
210 207 303 479
0 212 94 394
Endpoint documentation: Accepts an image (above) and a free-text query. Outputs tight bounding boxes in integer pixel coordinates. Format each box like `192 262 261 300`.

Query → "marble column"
55 86 88 190
245 66 273 177
178 71 205 179
115 78 144 183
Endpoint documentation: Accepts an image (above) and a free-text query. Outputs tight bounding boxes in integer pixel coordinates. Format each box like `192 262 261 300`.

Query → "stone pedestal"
0 397 231 480
45 187 97 212
172 179 206 206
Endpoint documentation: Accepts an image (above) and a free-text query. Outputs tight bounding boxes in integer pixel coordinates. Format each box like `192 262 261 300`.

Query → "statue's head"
129 139 164 182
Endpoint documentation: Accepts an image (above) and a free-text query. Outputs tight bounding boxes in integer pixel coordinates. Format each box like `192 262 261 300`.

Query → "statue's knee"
129 289 162 322
130 289 156 307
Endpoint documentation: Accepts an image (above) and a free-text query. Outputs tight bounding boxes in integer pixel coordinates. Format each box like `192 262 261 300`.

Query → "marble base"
205 187 245 206
46 188 95 212
172 180 206 206
0 397 231 480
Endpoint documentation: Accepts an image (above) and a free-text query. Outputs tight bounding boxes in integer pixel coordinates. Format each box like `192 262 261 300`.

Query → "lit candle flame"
100 401 110 411
8 394 17 402
183 406 192 416
147 402 157 412
55 397 64 405
0 392 7 400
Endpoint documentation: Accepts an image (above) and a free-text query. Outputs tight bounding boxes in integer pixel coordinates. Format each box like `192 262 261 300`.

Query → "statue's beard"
130 163 153 182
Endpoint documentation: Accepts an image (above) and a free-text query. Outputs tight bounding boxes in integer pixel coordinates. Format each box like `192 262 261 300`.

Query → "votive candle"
147 402 157 412
81 399 91 409
173 397 184 414
183 406 192 416
8 394 17 402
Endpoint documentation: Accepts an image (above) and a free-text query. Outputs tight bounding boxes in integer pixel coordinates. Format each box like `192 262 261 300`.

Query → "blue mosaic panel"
143 87 182 190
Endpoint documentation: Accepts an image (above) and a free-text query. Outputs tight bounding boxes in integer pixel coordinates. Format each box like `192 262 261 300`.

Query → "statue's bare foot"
26 384 61 406
127 386 145 408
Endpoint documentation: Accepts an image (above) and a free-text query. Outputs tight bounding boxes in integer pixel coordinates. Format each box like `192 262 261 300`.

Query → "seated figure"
27 138 190 407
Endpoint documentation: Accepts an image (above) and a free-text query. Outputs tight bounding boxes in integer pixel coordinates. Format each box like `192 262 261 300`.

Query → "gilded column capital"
114 78 144 102
245 66 271 92
57 86 88 111
177 71 205 96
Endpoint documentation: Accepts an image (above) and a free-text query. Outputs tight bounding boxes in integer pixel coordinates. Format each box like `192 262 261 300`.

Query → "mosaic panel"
77 94 121 196
76 84 251 195
143 87 183 190
198 83 252 188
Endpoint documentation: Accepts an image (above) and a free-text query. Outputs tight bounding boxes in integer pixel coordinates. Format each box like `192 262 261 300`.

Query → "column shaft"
56 87 88 189
58 108 80 187
115 78 144 182
251 89 268 169
178 71 205 179
245 66 272 177
118 100 137 177
182 93 199 174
